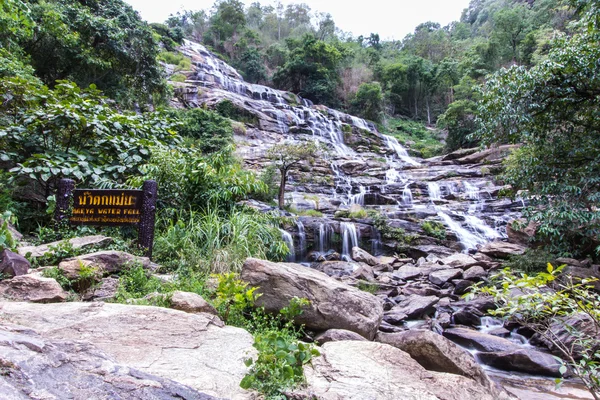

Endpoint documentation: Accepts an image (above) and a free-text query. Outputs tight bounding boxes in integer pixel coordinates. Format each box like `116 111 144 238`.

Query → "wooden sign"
54 179 158 258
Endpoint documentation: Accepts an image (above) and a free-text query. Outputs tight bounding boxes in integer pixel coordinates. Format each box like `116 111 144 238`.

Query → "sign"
70 189 143 226
54 179 158 258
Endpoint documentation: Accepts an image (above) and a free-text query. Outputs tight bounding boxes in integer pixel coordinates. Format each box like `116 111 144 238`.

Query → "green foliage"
30 240 77 267
380 118 443 158
41 267 73 291
212 272 261 325
0 211 17 252
172 107 233 154
240 297 319 398
476 5 600 257
158 51 191 71
169 73 187 83
214 99 259 125
421 220 446 240
504 248 558 274
469 265 600 398
153 208 288 274
370 211 414 246
350 82 383 122
357 281 378 294
114 263 165 302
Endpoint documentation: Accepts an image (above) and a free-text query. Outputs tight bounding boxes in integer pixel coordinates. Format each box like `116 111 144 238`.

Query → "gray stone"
376 330 495 389
241 258 383 340
170 290 218 315
0 249 30 278
479 241 526 259
443 328 521 353
82 276 119 302
58 250 157 280
294 341 513 400
441 253 480 269
534 313 600 359
392 294 439 319
314 329 367 345
0 302 255 399
351 246 379 266
313 261 355 278
0 275 67 303
0 323 217 399
394 265 422 280
429 268 462 286
477 349 563 377
452 307 484 327
17 235 113 259
463 265 487 281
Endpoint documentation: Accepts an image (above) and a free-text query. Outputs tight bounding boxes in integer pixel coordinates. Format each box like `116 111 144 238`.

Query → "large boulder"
533 313 600 359
241 258 383 340
394 265 422 280
479 241 526 259
17 235 113 259
0 302 255 399
58 250 157 280
351 246 379 266
391 294 439 319
0 249 30 278
376 330 494 389
429 268 462 286
294 341 513 400
0 323 217 399
443 327 519 353
314 329 367 345
441 253 480 269
170 290 218 315
82 276 119 302
506 219 537 246
0 275 67 303
477 349 563 377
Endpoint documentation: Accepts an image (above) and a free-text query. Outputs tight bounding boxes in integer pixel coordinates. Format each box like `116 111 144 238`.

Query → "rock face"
0 302 255 399
241 258 383 340
295 341 513 400
58 250 157 279
0 323 217 399
351 246 379 266
170 290 218 315
17 235 113 258
0 249 30 278
479 241 526 259
376 330 494 389
0 275 67 303
391 294 439 319
314 329 367 345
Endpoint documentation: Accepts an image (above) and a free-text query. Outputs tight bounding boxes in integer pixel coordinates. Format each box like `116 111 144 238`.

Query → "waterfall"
296 220 306 260
383 135 420 166
437 211 486 251
371 227 383 256
318 223 334 253
279 229 295 262
464 181 480 200
465 215 503 241
341 222 359 261
402 185 413 206
427 182 442 201
349 186 367 206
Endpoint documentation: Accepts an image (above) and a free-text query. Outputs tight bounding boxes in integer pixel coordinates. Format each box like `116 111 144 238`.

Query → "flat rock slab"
0 275 67 303
429 268 462 286
393 294 439 319
0 323 217 400
294 341 513 400
0 302 255 399
17 235 113 258
443 327 521 353
395 265 422 280
242 258 383 340
478 349 563 377
479 241 526 259
58 250 157 279
441 253 480 269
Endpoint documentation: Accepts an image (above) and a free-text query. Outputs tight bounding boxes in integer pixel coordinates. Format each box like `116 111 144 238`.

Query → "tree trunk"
278 168 287 209
426 96 431 125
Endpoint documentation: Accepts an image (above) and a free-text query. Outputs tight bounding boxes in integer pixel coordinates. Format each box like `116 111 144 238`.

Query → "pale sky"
124 0 472 40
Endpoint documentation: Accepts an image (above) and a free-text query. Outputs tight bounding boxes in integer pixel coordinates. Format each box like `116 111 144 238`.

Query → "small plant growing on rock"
421 220 446 240
213 272 261 325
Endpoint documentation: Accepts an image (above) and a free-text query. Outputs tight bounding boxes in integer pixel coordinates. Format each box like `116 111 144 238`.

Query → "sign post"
54 179 158 258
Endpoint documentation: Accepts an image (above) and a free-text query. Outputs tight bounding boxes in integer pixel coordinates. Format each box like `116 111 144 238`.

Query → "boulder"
314 329 367 345
441 253 480 269
350 263 376 282
455 144 519 165
477 349 563 377
394 265 422 280
452 307 484 327
0 275 67 303
0 249 30 278
383 309 409 325
0 323 217 399
463 265 487 281
351 246 379 266
407 245 456 260
0 302 255 399
241 258 383 340
453 279 474 295
392 294 439 319
506 219 537 246
429 268 462 286
443 328 521 353
82 276 119 302
294 341 513 400
376 330 494 389
533 313 600 359
313 260 355 277
17 235 113 259
170 290 218 315
58 250 157 280
561 266 600 292
479 241 526 259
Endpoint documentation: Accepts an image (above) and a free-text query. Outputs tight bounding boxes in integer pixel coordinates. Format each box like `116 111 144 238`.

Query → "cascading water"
279 229 295 262
427 182 442 201
296 220 306 260
402 185 413 206
349 186 367 206
318 223 334 253
437 211 488 251
383 135 420 166
341 222 359 261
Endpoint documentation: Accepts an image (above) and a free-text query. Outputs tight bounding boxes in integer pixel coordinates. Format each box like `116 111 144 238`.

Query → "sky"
123 0 472 40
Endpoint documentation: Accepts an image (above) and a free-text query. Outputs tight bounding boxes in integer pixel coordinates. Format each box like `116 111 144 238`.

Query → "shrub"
504 248 557 274
421 220 446 240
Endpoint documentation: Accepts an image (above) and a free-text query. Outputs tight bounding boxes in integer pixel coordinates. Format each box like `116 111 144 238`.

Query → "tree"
266 142 318 209
492 5 532 63
350 82 383 122
476 3 600 257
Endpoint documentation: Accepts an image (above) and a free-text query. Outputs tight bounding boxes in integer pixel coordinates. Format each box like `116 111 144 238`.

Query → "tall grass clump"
154 208 289 274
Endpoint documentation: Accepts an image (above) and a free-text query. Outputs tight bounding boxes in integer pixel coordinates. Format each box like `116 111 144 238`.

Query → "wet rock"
383 309 409 325
0 249 30 278
377 330 496 389
437 312 452 328
561 266 600 292
0 301 255 399
429 268 462 286
0 275 67 303
441 253 480 269
506 219 537 246
463 265 487 281
314 329 367 345
351 247 379 266
18 235 113 259
453 279 474 295
313 260 356 277
170 291 218 315
443 328 521 353
0 323 218 400
392 294 439 319
241 258 383 340
82 276 119 302
294 341 513 400
477 349 563 377
479 241 526 259
533 313 600 359
58 251 157 280
452 307 484 327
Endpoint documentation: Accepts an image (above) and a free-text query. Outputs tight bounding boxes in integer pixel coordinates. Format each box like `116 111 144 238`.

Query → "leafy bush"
170 108 233 154
212 272 261 326
0 211 17 252
114 263 166 302
169 73 187 83
215 100 259 125
504 248 558 274
380 118 443 158
421 220 446 240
